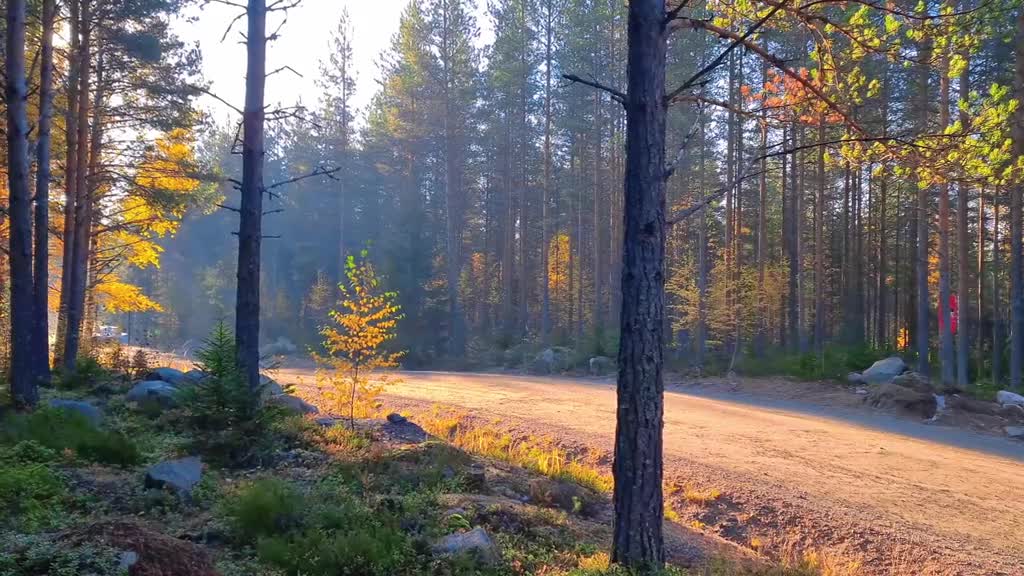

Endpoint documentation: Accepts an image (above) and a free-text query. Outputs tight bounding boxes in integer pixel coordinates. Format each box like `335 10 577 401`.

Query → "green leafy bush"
179 321 277 465
220 477 433 576
735 345 890 381
57 356 108 390
222 478 303 542
0 408 140 467
0 533 125 576
0 463 67 531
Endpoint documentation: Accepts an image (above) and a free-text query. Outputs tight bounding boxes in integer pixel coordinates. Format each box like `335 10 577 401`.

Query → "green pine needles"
180 321 275 466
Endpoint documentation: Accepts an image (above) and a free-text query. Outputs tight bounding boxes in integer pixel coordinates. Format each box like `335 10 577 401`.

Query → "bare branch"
666 2 785 104
217 203 241 213
667 167 767 225
264 165 341 192
562 74 626 105
664 111 703 182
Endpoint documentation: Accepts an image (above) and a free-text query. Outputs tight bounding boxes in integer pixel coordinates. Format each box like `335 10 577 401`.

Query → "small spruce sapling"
314 250 405 429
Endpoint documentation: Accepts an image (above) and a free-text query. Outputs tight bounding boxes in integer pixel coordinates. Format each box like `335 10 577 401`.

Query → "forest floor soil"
269 368 1024 576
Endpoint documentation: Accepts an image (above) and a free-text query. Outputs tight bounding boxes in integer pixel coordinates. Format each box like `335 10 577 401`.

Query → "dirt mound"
63 520 219 576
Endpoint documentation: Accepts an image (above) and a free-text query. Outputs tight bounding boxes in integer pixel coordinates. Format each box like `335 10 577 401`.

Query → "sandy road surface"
274 368 1024 575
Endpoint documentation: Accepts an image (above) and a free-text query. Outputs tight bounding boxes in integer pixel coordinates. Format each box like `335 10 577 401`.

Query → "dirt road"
275 369 1024 575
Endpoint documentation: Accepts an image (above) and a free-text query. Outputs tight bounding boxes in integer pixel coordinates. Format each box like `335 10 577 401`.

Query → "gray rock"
127 380 180 410
315 416 344 427
865 383 937 419
589 356 615 376
861 356 907 385
48 399 103 426
432 527 499 565
463 463 486 491
530 347 571 375
184 369 209 384
259 336 297 357
386 412 407 424
1005 426 1024 439
891 371 933 394
996 390 1024 408
855 387 869 395
144 457 203 497
118 551 139 571
261 374 285 396
846 372 866 384
146 367 190 388
268 394 319 415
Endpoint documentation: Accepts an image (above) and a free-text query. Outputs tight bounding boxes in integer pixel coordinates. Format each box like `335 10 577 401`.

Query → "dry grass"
414 406 614 493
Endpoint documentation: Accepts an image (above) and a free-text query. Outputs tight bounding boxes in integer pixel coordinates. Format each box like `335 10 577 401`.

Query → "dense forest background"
4 0 1023 387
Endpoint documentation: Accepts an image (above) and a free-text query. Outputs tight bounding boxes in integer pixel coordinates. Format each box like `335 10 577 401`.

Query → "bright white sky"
173 0 491 126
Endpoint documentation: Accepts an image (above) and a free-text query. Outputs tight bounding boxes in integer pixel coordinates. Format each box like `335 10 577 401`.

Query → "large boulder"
996 390 1024 408
890 371 933 394
589 356 615 376
48 399 103 427
432 527 499 566
259 336 297 357
145 367 190 388
529 348 571 375
127 380 180 410
268 394 319 415
144 457 203 498
861 356 907 385
865 383 937 419
261 374 285 396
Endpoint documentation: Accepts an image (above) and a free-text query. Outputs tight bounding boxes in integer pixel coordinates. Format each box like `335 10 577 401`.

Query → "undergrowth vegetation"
417 407 613 493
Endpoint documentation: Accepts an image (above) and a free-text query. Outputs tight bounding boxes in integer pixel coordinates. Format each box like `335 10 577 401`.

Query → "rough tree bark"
956 52 970 388
32 0 57 384
63 0 93 372
6 0 36 406
236 0 267 391
54 0 81 368
612 0 666 568
915 38 932 375
938 53 954 387
1010 8 1024 390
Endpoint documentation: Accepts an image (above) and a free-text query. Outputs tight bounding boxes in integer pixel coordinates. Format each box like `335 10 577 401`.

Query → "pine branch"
562 74 626 106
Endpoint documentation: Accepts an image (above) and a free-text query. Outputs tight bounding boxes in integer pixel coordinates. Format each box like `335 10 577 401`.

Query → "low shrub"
179 321 279 466
0 534 125 576
0 463 67 531
734 345 889 382
221 478 303 542
57 356 108 390
220 476 431 576
0 408 140 467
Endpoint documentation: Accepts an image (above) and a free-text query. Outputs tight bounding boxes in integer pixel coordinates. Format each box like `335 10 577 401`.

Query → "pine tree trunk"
54 0 81 368
993 191 1002 384
32 0 56 384
6 0 36 406
1010 8 1024 390
612 0 666 568
938 56 954 387
236 0 267 392
814 120 825 356
541 0 554 344
915 38 932 375
956 53 971 388
63 1 94 371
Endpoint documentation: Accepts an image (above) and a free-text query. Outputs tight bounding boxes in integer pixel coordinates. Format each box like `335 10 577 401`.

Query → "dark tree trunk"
6 0 36 406
938 57 954 387
541 0 553 344
1010 8 1024 390
612 0 665 568
993 191 1002 384
54 0 81 368
814 120 825 355
63 0 93 372
956 52 971 388
236 0 267 391
32 0 57 385
789 128 803 352
915 38 932 375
